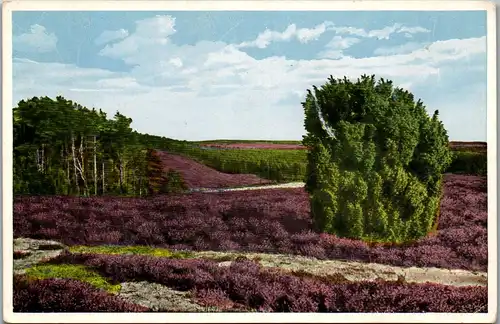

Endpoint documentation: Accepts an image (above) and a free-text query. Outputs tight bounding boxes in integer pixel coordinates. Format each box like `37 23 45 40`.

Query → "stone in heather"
13 238 68 274
118 281 213 312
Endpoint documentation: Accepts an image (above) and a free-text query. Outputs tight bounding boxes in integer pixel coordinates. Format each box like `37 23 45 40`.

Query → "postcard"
2 0 497 323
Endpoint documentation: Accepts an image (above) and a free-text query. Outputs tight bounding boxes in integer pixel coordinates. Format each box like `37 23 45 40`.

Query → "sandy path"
189 182 305 193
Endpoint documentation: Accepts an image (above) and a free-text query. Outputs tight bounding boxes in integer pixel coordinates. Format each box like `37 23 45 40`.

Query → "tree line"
13 96 186 197
13 95 486 198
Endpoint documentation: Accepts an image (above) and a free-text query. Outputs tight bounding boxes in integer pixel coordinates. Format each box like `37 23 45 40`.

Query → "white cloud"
168 58 183 68
317 36 361 59
332 23 430 40
13 17 486 141
235 21 429 49
99 15 177 60
399 26 432 34
374 41 429 56
94 28 129 45
96 77 142 89
98 15 227 89
296 23 330 43
13 24 57 53
237 22 332 49
367 23 403 40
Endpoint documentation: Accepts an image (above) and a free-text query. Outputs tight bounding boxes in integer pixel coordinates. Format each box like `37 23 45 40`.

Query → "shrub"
161 169 189 193
303 75 453 243
448 151 487 176
146 149 165 195
146 149 189 194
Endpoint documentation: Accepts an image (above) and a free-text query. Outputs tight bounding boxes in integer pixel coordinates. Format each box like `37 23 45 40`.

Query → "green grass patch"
69 245 195 259
22 246 198 296
24 264 121 294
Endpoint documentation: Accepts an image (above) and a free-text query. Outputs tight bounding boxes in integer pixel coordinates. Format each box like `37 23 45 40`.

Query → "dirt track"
189 182 305 193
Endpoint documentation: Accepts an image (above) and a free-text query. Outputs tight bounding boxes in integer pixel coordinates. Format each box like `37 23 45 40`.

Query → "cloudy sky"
12 10 487 141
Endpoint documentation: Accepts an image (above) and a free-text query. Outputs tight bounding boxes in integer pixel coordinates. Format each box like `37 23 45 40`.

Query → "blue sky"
12 10 487 141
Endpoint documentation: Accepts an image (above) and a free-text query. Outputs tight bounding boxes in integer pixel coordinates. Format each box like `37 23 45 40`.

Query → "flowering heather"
13 275 149 312
156 151 271 188
449 141 487 153
13 174 487 271
45 253 487 313
198 141 483 152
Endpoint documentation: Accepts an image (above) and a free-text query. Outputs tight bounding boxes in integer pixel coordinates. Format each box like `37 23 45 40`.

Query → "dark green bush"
303 75 453 244
447 151 487 176
146 149 165 196
146 149 188 195
161 169 188 194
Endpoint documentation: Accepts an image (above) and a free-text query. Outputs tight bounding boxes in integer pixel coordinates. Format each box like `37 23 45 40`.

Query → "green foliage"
447 151 487 176
25 264 121 294
161 169 189 194
302 74 453 243
13 96 149 197
69 245 194 258
146 148 166 195
145 149 188 195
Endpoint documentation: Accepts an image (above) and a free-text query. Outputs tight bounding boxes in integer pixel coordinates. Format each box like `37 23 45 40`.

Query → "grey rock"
192 250 488 287
217 261 233 267
117 281 215 312
13 237 68 275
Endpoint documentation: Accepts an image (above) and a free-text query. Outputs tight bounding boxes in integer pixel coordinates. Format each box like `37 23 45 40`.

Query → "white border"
2 1 497 323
